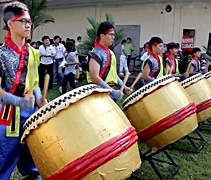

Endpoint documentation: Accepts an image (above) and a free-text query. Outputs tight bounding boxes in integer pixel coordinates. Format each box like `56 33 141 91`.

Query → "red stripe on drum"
46 126 138 180
196 98 211 113
138 102 196 142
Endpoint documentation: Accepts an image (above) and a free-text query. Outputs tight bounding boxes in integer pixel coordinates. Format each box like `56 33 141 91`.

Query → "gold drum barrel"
181 73 211 123
21 85 141 180
122 75 198 150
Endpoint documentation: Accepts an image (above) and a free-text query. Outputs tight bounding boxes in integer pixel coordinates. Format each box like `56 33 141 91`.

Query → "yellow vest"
87 50 118 84
142 55 163 79
24 46 40 94
164 57 179 75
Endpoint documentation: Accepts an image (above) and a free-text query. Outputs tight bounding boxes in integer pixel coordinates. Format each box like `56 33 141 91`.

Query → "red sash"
147 49 160 78
0 39 26 126
94 42 112 81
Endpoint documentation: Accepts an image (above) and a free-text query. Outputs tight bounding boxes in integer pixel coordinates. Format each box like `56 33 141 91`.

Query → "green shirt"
125 43 134 55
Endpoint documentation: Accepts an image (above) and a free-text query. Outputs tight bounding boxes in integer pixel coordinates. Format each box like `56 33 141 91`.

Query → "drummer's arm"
0 77 34 109
89 58 103 84
189 65 194 75
142 63 153 81
165 63 171 74
205 60 209 73
89 58 122 99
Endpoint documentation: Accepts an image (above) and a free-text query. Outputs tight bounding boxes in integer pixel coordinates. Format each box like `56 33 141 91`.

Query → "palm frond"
105 13 115 26
80 13 125 55
33 14 55 30
15 0 55 40
86 16 99 30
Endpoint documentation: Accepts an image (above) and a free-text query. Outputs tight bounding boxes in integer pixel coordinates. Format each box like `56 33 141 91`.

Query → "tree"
3 0 55 41
78 13 126 55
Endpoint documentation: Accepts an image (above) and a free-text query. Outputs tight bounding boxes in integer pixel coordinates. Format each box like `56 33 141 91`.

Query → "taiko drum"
122 75 198 150
21 85 141 180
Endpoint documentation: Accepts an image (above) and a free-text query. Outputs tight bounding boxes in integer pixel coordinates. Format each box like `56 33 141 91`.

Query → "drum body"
122 75 198 150
21 85 141 180
181 73 211 123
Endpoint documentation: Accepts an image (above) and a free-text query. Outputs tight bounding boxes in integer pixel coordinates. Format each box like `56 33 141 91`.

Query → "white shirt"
121 44 126 56
39 45 56 65
53 43 66 59
65 52 78 75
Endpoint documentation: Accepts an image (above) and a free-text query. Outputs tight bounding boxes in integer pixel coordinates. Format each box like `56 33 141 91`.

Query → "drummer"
186 47 201 77
87 21 133 100
141 37 164 84
0 2 46 180
165 42 187 80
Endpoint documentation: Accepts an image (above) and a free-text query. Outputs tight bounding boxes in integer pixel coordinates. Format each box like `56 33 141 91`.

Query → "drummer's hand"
124 87 133 95
24 94 35 108
184 72 189 79
111 89 123 100
37 97 48 108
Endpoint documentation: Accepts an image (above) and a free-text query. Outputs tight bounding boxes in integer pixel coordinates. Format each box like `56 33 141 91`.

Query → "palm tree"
3 0 55 41
20 0 55 40
78 13 126 55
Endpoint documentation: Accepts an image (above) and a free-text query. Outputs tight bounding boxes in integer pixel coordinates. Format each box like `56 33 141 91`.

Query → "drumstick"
42 74 50 102
28 61 35 95
120 71 130 93
130 72 142 89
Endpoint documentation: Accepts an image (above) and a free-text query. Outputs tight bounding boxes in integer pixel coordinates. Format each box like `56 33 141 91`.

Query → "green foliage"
202 45 211 59
78 13 126 55
19 0 55 31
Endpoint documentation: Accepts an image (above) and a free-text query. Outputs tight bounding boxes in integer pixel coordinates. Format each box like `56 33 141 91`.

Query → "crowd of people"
26 35 83 94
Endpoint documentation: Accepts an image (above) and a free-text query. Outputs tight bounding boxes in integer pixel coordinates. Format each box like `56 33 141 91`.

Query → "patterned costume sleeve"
0 60 4 78
165 58 172 66
191 60 196 68
144 59 153 70
88 52 101 65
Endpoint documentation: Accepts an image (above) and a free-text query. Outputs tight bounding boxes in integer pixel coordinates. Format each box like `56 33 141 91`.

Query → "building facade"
0 1 210 54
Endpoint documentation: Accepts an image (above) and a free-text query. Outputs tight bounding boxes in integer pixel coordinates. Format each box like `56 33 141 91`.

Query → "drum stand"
198 119 211 132
131 142 180 180
170 129 207 154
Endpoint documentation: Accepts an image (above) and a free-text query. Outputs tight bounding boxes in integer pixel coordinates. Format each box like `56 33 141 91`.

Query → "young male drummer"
87 21 133 100
186 47 201 77
141 37 164 84
165 42 186 80
0 1 46 180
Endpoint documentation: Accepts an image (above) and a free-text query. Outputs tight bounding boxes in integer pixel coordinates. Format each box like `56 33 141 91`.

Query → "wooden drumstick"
120 71 130 93
130 72 142 89
28 61 35 95
42 74 50 102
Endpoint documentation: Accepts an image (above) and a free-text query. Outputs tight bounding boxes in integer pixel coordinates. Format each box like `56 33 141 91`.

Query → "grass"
11 80 211 180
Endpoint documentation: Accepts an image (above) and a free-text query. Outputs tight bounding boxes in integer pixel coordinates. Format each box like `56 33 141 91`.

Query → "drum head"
122 75 177 110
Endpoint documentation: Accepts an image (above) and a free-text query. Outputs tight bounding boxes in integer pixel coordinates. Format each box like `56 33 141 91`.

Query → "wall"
0 2 210 51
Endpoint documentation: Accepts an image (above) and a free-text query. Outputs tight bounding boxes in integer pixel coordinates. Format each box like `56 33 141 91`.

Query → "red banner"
181 29 195 53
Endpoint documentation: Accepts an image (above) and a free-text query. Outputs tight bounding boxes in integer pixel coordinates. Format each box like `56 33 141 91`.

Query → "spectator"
119 39 130 76
53 35 66 85
125 37 134 68
62 41 78 94
30 41 37 48
38 35 56 91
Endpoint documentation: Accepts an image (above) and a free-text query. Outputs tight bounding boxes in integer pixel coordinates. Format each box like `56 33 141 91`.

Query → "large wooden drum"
122 75 198 150
181 73 211 123
21 84 141 180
